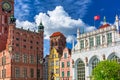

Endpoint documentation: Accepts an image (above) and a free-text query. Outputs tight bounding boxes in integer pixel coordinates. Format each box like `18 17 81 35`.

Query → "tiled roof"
50 32 63 37
99 24 110 29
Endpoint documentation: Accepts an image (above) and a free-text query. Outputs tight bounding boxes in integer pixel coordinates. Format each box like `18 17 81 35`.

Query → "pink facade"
60 48 73 80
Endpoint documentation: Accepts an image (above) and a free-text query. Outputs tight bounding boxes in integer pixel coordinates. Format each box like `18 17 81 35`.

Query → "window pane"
37 69 40 78
92 58 100 74
107 33 112 44
96 36 101 46
30 68 34 78
64 53 67 59
77 60 85 80
62 62 64 68
89 37 94 48
67 71 70 77
62 71 64 77
15 68 20 78
80 40 84 49
15 53 20 62
110 55 120 64
67 61 70 67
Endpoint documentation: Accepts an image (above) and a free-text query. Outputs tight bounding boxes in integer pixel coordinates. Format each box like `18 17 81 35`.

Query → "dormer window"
64 53 67 59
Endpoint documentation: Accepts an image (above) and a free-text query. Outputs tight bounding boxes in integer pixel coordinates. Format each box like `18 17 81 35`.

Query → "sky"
14 0 120 56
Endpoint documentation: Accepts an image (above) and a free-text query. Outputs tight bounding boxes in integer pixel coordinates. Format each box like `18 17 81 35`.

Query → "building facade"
43 55 49 80
60 47 73 80
48 32 66 80
0 0 44 80
72 16 120 80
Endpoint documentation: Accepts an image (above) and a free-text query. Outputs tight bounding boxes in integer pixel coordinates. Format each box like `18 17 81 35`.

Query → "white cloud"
16 20 36 31
16 6 95 43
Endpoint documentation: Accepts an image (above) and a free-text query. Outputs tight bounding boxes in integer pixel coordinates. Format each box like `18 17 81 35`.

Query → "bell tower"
0 0 14 32
0 0 15 51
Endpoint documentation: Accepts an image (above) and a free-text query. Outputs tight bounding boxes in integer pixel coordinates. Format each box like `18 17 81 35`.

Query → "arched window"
77 60 85 80
92 58 100 70
110 55 120 64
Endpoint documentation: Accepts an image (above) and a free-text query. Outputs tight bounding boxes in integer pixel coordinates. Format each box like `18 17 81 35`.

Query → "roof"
99 24 110 29
50 32 64 37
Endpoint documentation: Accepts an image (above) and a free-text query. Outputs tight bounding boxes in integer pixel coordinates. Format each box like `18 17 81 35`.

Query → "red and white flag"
94 15 100 20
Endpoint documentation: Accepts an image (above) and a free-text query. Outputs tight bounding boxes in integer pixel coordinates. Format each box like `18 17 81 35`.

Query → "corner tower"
50 32 66 55
0 0 15 51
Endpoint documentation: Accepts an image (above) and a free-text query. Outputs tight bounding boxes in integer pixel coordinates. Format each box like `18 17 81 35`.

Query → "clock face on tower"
2 1 12 12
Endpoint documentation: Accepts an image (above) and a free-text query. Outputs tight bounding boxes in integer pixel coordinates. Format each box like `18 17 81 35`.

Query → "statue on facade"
102 35 105 44
51 72 54 80
10 14 16 24
85 39 88 47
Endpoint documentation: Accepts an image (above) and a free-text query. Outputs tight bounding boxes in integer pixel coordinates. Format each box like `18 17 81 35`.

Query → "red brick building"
0 0 44 80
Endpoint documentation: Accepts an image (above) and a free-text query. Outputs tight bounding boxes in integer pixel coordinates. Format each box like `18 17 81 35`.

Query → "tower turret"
114 15 119 31
38 21 44 32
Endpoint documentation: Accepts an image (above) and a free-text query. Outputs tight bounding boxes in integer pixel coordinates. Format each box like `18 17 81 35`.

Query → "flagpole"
94 20 95 27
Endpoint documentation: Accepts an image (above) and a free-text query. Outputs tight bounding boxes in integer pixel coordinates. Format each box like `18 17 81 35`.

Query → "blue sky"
14 0 120 56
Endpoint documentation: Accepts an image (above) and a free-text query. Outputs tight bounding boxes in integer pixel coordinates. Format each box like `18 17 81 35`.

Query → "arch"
107 52 120 63
75 58 85 80
89 55 100 76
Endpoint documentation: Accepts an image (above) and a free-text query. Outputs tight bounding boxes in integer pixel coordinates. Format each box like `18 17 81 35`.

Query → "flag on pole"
94 15 100 20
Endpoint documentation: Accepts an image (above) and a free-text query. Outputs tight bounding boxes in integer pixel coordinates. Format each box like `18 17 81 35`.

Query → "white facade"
72 16 120 80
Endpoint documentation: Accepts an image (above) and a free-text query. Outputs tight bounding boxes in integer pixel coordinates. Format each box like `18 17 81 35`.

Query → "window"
16 38 19 41
2 69 6 78
52 54 56 58
2 56 6 65
96 36 101 46
80 40 84 49
30 40 33 43
23 54 27 63
16 44 19 47
110 55 120 64
62 71 64 77
62 62 64 68
67 61 70 67
77 60 85 80
36 42 39 44
23 39 26 42
23 45 26 48
23 68 27 78
67 71 70 77
30 46 33 49
30 55 34 64
107 33 112 44
30 68 34 78
89 37 94 48
56 61 59 66
92 58 100 72
15 68 20 78
15 53 20 62
56 69 59 74
37 69 40 78
51 61 54 66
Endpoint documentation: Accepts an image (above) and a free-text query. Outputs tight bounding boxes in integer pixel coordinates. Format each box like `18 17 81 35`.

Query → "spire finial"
38 19 44 32
115 15 119 21
103 16 106 25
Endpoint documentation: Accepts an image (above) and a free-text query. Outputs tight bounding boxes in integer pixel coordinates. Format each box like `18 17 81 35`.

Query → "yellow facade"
48 48 60 80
